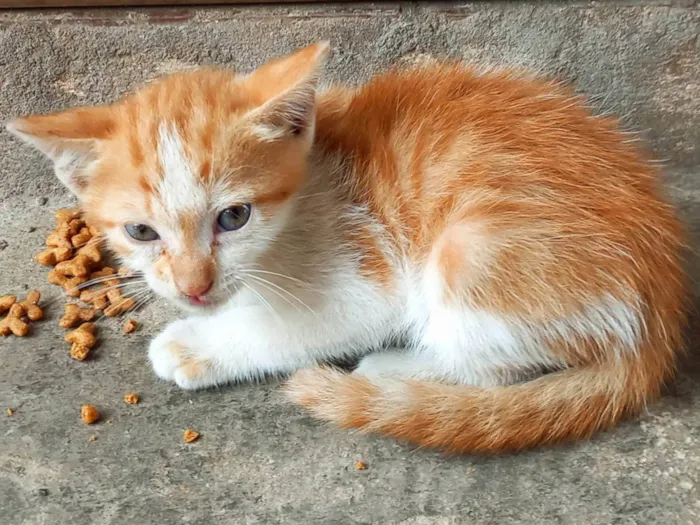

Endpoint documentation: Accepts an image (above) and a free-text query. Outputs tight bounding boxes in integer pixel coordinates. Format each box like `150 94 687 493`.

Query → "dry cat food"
0 304 28 337
18 291 43 321
39 208 101 297
65 322 98 361
123 393 140 405
48 246 104 299
59 303 96 328
34 208 143 358
355 461 368 471
123 319 138 334
0 291 43 337
79 268 115 311
0 295 16 313
183 429 200 443
5 207 153 433
80 404 100 424
104 289 136 317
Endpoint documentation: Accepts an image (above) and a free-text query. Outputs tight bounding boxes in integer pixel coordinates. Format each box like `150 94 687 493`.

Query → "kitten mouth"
186 295 211 307
183 292 226 310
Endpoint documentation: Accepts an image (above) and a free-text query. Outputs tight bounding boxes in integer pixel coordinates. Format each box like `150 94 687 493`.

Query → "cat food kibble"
54 254 93 278
0 291 43 336
48 269 87 298
70 344 91 361
124 393 139 404
91 267 116 280
18 291 43 321
80 405 100 424
1 304 29 337
35 245 73 266
65 322 97 360
59 303 96 328
183 429 200 443
0 295 16 314
123 319 138 334
75 243 102 266
55 208 81 224
79 286 110 311
45 223 73 251
355 461 368 471
71 227 92 248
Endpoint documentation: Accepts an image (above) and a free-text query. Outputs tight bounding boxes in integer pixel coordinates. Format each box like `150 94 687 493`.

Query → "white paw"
148 320 216 390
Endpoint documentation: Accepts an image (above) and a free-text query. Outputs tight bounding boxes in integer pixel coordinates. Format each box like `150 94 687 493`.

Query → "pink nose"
183 280 214 298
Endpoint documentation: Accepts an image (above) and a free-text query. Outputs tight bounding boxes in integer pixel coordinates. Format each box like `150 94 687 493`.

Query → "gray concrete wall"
1 3 699 525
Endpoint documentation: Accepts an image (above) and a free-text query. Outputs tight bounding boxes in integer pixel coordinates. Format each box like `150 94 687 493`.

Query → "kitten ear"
5 106 116 196
247 41 330 142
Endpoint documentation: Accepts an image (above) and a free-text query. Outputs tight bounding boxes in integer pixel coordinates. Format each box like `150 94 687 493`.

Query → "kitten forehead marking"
156 122 208 215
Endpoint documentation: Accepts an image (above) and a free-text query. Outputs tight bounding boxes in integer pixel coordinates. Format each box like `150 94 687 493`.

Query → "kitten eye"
125 223 160 242
217 204 252 232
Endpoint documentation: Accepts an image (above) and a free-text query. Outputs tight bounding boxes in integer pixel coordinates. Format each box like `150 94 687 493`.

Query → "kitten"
7 42 686 454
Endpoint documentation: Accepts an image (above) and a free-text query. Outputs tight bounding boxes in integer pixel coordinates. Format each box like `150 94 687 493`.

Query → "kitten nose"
182 279 213 298
170 252 216 298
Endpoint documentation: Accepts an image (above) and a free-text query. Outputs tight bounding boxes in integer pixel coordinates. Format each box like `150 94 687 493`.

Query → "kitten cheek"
144 272 177 302
151 256 173 283
104 239 134 259
110 242 134 258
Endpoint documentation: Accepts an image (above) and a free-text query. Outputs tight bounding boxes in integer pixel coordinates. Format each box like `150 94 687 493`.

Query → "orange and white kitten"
8 42 686 454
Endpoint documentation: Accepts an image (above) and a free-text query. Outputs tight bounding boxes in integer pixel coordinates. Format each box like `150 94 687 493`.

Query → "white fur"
156 124 208 219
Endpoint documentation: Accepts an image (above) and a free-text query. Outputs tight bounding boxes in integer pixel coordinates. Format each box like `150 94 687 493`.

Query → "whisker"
93 289 152 327
64 280 148 299
71 235 105 250
76 274 146 291
240 268 310 286
243 273 316 316
128 293 155 314
246 277 305 316
238 278 284 325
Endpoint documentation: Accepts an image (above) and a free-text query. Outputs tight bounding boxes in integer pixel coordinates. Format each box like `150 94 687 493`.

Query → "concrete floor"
1 2 700 524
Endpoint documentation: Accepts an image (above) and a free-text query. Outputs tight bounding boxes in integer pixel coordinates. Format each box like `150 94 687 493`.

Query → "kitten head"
7 42 329 311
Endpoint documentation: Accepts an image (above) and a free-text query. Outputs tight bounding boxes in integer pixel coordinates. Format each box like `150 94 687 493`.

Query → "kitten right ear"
246 41 330 143
6 106 116 196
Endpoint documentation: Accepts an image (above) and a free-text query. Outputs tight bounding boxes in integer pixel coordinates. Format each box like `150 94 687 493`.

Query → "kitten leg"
148 315 317 389
149 298 391 390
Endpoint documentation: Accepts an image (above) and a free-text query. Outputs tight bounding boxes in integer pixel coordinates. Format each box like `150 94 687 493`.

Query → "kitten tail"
284 337 677 454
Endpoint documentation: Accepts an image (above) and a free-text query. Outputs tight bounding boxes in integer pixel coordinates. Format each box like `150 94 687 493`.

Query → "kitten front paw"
148 320 216 390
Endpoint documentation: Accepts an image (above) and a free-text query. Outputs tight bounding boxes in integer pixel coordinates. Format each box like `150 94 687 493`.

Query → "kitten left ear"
5 106 116 196
247 41 330 143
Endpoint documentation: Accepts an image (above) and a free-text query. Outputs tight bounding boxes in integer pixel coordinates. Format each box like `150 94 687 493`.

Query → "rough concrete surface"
1 2 699 524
